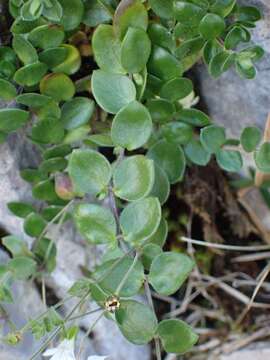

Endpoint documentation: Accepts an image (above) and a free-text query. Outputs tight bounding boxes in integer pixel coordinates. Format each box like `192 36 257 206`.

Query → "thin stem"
145 280 162 360
181 236 270 252
42 277 47 307
115 252 139 296
67 307 102 322
78 310 105 359
29 291 90 360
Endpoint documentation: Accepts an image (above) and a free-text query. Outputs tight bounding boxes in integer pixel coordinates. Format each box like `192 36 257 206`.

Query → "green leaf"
57 0 84 31
39 47 68 69
8 202 35 218
114 0 148 39
63 125 90 144
83 0 112 27
141 243 162 270
185 139 211 166
216 149 243 172
175 36 205 60
161 122 193 145
21 0 43 21
0 79 17 101
2 235 29 257
8 257 37 280
16 93 51 108
148 46 183 81
115 300 157 344
92 24 125 74
200 125 226 153
160 77 193 101
68 149 112 195
111 101 152 150
240 126 261 153
51 44 81 75
174 1 206 26
68 278 92 298
91 70 136 114
0 109 29 132
113 155 155 201
39 157 68 173
199 13 225 40
148 23 175 52
42 0 63 22
147 140 186 184
94 257 144 297
40 73 75 102
148 217 168 247
203 39 223 65
210 0 236 17
61 97 95 130
32 179 59 202
177 108 211 127
149 164 170 205
235 55 256 79
24 213 47 237
158 319 198 354
149 252 194 295
121 27 151 73
224 26 250 50
149 0 174 19
44 144 72 160
14 62 48 86
31 117 64 144
236 6 261 23
209 51 235 78
74 204 116 245
147 99 175 124
28 25 65 50
33 237 57 273
12 34 38 65
85 134 113 148
255 142 270 173
120 197 161 246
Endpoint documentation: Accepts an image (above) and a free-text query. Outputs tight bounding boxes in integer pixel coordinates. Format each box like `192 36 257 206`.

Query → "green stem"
115 252 139 296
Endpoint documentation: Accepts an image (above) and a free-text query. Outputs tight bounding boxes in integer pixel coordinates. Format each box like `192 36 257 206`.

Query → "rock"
195 0 270 137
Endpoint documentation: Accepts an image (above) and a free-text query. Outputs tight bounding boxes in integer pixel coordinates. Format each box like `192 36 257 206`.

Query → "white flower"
87 357 109 360
43 338 76 360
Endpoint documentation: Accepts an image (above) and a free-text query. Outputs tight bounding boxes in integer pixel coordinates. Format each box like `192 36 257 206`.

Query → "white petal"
43 348 58 357
87 356 109 360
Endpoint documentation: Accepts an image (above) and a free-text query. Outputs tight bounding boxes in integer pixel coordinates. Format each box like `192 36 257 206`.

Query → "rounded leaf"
121 27 151 73
8 202 35 219
149 164 170 205
141 243 162 270
61 97 95 130
216 149 243 172
115 300 157 344
0 79 16 101
74 204 116 245
111 101 152 150
255 142 270 173
147 140 186 184
68 149 112 195
28 25 65 50
148 217 168 248
174 1 206 26
113 155 155 201
160 77 193 101
177 108 211 127
0 109 29 132
120 197 161 246
8 257 37 280
92 70 136 114
52 44 81 75
40 73 75 102
158 319 198 354
240 126 261 153
12 34 38 65
57 0 84 31
199 13 225 40
161 122 193 145
185 140 211 166
94 257 144 297
149 0 174 19
147 99 175 124
92 24 125 74
14 62 48 86
149 252 194 295
31 117 64 144
24 213 47 237
200 125 226 153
